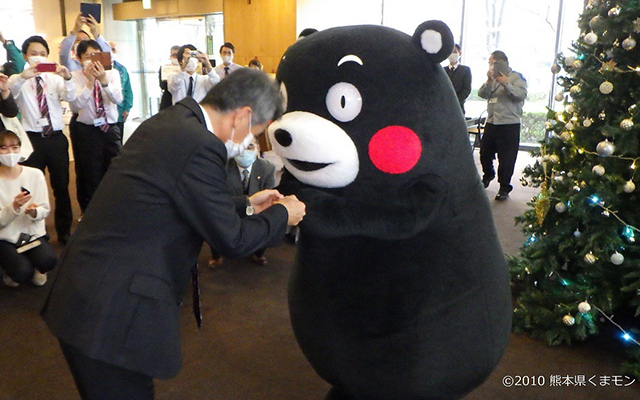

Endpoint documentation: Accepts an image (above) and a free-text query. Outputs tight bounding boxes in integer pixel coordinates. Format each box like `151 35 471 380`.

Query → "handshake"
248 189 305 226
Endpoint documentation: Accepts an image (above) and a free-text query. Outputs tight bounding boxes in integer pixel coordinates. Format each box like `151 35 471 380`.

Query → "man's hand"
495 73 509 86
86 14 100 38
12 192 32 212
71 13 87 36
20 64 41 80
83 61 96 87
25 203 38 218
197 51 212 72
276 195 306 226
122 111 129 122
56 64 72 80
92 61 108 85
0 73 9 97
0 30 6 45
249 189 284 214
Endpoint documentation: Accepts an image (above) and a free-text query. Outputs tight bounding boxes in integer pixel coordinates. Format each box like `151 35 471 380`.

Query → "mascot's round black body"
268 21 511 400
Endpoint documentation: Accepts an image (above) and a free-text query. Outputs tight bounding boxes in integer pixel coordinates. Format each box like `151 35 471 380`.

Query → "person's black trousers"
22 131 72 237
74 122 122 212
59 340 154 400
479 123 520 193
0 236 57 283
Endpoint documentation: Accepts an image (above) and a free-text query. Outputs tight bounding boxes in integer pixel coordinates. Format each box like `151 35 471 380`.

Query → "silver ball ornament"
620 118 634 130
564 55 576 66
563 315 576 326
592 165 605 176
596 140 615 157
608 6 621 17
590 15 605 32
578 302 591 314
551 64 561 74
599 81 614 94
623 36 637 50
555 202 567 213
623 180 636 193
584 32 598 45
610 252 625 265
573 229 582 238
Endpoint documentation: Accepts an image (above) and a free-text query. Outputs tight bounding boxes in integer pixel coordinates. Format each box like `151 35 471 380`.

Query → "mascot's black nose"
274 129 293 147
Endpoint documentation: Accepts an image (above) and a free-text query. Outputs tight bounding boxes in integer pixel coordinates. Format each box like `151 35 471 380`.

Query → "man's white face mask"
225 112 254 159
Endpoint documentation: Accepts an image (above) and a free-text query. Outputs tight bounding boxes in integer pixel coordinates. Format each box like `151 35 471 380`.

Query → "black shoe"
482 175 494 189
58 234 71 245
495 191 509 201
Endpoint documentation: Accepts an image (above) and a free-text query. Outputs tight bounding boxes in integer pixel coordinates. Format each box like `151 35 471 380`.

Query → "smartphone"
35 63 57 72
492 60 509 79
81 3 101 23
20 186 30 195
90 52 112 70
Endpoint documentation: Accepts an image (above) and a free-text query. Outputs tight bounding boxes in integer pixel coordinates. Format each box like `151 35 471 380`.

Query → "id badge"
35 117 49 127
93 117 107 127
489 98 498 104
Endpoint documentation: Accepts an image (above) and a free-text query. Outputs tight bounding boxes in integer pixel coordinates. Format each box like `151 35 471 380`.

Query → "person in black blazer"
0 72 19 128
445 44 472 115
209 138 277 267
41 69 306 399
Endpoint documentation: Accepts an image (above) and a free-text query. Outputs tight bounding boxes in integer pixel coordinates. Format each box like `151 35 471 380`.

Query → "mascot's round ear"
412 20 454 64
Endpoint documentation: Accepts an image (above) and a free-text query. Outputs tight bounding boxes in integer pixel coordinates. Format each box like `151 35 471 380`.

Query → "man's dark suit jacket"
41 97 288 379
227 157 276 196
445 64 472 115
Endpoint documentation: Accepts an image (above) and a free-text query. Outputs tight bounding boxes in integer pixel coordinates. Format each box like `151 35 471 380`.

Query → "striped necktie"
35 76 53 137
93 79 109 133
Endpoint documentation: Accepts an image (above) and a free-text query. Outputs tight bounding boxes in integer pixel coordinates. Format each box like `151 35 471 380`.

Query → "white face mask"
225 113 254 159
0 152 22 167
28 56 48 65
170 57 179 66
82 60 92 67
448 53 460 64
222 55 233 65
185 57 198 73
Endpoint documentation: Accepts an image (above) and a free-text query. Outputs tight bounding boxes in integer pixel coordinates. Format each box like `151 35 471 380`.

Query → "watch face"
246 205 255 216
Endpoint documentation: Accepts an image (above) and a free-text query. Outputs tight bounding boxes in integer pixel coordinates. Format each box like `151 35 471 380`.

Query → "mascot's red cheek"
368 126 422 174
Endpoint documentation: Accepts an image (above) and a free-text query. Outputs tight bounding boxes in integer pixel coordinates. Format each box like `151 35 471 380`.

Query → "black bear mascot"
268 21 511 399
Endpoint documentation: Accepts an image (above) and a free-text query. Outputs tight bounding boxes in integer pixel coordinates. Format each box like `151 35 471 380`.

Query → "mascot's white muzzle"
268 111 359 188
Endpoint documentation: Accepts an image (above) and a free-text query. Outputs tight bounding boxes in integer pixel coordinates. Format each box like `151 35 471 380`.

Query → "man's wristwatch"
246 197 254 216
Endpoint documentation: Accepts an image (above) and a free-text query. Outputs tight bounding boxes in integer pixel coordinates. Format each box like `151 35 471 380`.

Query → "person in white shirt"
168 44 219 104
213 42 243 80
59 13 112 73
7 35 75 245
70 39 123 213
0 130 57 287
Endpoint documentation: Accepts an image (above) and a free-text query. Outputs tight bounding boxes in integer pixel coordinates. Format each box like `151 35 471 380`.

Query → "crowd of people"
0 14 285 288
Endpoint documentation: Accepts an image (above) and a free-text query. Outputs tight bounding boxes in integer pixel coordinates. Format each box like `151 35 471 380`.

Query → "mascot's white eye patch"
268 111 359 188
337 54 363 66
420 29 442 54
326 83 362 123
279 81 288 111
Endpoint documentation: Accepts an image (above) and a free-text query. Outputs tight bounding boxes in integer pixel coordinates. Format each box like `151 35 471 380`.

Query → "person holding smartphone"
69 39 123 213
477 50 528 201
7 36 75 244
0 129 57 287
168 44 219 105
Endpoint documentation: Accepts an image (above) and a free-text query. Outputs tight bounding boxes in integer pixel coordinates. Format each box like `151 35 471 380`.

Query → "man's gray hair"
200 68 283 125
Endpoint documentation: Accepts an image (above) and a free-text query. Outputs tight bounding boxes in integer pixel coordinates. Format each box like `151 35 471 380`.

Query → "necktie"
242 169 249 194
35 77 53 137
187 76 194 97
191 263 202 329
93 79 109 133
224 66 229 76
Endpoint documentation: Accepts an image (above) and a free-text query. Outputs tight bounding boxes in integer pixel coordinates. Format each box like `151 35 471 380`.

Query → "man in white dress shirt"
168 44 219 105
213 42 243 80
7 36 75 244
70 40 123 213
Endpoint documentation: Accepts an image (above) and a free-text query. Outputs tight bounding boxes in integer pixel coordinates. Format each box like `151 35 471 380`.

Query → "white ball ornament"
570 85 582 94
565 122 575 130
592 165 605 176
578 302 591 314
596 140 616 157
623 180 636 193
564 56 576 66
555 202 567 213
573 229 581 237
583 118 593 127
620 118 634 130
563 315 576 326
555 92 565 102
567 172 574 178
622 36 637 50
599 81 614 94
610 252 625 265
566 104 576 113
584 32 598 45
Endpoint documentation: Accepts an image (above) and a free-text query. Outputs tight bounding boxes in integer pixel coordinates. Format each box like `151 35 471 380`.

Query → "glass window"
0 0 35 66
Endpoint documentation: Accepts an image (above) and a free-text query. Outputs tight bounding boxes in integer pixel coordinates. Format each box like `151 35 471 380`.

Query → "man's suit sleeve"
174 140 287 258
459 67 472 103
263 160 276 190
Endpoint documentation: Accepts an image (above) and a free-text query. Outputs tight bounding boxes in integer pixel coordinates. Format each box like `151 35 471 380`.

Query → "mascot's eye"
279 81 288 111
326 82 362 122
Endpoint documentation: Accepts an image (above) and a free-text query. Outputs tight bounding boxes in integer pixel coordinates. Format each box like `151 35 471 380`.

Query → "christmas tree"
510 0 640 377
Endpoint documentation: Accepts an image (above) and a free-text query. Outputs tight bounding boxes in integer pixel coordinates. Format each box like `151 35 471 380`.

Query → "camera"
190 51 199 57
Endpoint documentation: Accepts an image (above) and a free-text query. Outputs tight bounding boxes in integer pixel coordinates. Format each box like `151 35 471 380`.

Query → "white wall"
296 0 383 34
